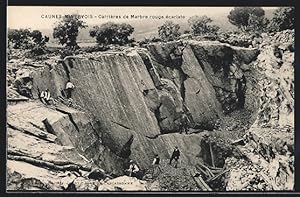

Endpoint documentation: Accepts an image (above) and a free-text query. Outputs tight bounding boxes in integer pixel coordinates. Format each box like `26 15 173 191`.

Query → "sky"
7 6 278 29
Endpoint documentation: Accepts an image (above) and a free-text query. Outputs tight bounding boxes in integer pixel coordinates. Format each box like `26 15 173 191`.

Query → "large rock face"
145 42 223 129
190 41 259 113
28 42 239 168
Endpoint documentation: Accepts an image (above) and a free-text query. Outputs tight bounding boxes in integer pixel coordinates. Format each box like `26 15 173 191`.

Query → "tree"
8 29 49 50
228 7 265 31
8 28 32 49
188 15 220 35
53 15 87 49
158 21 181 41
247 14 269 33
89 22 134 46
30 30 50 55
268 7 295 32
30 30 49 46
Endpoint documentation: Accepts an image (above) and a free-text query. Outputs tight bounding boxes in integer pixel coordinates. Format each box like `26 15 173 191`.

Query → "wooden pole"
209 140 215 168
188 168 212 191
206 168 231 183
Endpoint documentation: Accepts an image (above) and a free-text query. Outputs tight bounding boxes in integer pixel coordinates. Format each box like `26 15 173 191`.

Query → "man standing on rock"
169 146 180 168
152 154 161 176
65 80 75 99
65 80 75 107
180 112 190 134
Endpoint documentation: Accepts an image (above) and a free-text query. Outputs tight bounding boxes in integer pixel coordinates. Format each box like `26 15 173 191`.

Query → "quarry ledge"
145 130 210 140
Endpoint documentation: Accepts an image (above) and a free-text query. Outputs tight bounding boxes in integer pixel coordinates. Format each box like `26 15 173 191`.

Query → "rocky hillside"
6 30 294 191
223 30 294 191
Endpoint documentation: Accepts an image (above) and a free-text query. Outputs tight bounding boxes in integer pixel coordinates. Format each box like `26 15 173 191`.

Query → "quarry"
6 29 294 191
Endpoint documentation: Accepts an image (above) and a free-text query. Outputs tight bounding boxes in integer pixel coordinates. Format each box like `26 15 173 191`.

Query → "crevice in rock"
142 89 149 96
142 88 156 96
47 64 53 70
7 98 29 102
153 102 163 133
111 121 131 130
212 74 247 113
60 61 70 80
65 57 75 69
138 51 163 88
236 75 247 109
42 118 56 135
138 46 195 134
7 123 56 143
22 63 44 68
29 122 45 131
54 107 80 133
118 134 134 158
145 134 160 139
145 132 176 140
178 67 188 103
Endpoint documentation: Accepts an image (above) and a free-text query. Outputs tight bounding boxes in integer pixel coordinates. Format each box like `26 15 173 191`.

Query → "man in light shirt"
65 80 75 99
127 160 140 178
40 89 51 105
152 154 161 177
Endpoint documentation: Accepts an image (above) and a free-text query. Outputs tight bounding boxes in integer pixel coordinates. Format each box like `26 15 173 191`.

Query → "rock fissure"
42 118 56 135
7 122 56 143
118 135 134 158
54 107 80 132
178 67 188 103
111 121 132 130
60 61 71 80
153 102 163 133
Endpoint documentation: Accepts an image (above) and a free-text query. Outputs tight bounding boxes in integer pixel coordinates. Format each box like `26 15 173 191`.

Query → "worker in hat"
169 146 180 168
127 160 140 177
152 154 161 177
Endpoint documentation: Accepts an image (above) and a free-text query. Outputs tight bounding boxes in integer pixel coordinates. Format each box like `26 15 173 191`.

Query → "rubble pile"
252 30 294 128
152 160 200 191
223 30 294 191
225 128 294 191
217 32 255 48
262 30 294 46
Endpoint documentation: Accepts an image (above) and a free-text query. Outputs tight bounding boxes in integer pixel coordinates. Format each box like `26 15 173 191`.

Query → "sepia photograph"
6 6 294 192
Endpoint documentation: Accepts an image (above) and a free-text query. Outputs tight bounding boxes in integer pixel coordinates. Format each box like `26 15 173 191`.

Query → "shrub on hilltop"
8 28 49 56
268 7 295 32
89 22 135 47
227 7 269 33
158 21 181 42
188 15 220 35
53 15 87 50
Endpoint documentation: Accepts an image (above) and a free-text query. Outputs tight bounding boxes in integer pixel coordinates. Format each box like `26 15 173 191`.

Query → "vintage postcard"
6 6 294 192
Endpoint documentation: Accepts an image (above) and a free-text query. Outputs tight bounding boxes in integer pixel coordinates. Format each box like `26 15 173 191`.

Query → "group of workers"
125 105 189 179
126 146 181 179
40 80 75 105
